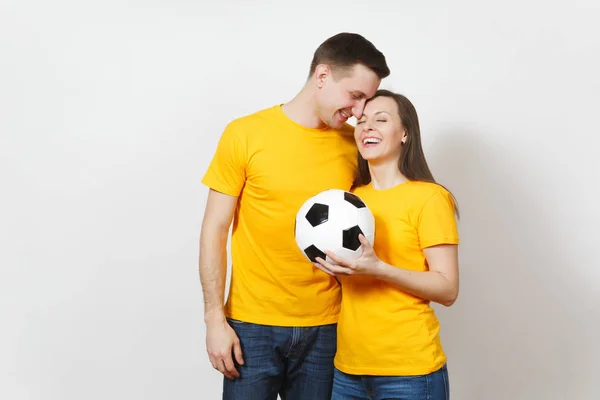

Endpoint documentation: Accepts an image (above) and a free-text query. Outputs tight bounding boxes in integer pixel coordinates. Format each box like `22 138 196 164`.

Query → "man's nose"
352 100 366 119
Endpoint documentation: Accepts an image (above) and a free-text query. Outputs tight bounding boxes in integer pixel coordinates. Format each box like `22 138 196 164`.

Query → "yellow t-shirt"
202 105 357 326
335 180 459 375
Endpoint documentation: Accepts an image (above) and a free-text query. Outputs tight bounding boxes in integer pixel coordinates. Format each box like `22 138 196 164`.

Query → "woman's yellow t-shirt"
334 180 459 376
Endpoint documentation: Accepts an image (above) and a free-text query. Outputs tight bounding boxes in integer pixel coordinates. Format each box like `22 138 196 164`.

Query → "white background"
1 0 599 399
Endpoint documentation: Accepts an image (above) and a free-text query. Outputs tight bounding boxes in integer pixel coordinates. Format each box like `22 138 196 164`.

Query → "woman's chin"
359 152 378 162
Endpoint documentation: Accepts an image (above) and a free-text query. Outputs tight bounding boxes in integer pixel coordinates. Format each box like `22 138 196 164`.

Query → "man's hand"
199 189 242 379
206 317 244 380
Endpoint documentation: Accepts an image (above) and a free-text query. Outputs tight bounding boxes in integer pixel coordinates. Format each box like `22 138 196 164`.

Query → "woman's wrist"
371 259 390 279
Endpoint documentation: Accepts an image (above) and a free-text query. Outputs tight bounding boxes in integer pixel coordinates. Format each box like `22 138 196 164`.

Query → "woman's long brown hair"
353 89 459 217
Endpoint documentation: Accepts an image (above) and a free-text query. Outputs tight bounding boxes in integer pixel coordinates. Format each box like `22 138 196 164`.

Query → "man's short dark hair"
308 32 390 80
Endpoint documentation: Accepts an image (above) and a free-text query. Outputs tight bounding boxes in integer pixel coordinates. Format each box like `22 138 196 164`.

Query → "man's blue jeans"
222 318 337 400
331 364 449 400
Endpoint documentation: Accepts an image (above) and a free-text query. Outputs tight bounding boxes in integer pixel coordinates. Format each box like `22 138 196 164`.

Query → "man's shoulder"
338 122 356 137
321 122 356 148
218 105 280 142
228 105 280 128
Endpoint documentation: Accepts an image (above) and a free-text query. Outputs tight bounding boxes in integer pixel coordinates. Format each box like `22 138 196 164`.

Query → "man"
199 32 389 399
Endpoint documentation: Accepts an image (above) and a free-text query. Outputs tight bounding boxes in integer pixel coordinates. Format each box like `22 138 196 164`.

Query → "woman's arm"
314 236 459 307
371 244 459 306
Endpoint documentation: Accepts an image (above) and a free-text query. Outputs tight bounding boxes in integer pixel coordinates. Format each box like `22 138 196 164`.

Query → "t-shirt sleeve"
417 189 459 249
201 122 247 197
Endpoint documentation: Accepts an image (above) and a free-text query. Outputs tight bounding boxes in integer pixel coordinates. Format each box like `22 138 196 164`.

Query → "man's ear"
315 64 330 88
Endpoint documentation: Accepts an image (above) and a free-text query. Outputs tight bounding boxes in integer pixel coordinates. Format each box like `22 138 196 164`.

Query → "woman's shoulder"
408 180 450 196
350 181 452 202
407 181 456 215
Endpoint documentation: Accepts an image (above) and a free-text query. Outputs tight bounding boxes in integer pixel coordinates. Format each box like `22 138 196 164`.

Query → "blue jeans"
332 364 449 400
222 318 337 400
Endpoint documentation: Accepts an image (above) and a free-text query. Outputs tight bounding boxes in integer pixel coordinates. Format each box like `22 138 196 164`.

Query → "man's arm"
199 188 243 379
199 188 237 321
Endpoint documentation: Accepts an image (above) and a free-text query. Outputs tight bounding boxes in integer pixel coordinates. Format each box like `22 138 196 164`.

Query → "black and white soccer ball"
294 189 375 264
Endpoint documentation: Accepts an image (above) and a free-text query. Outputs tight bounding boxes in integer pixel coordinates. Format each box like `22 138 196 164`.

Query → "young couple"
199 32 459 400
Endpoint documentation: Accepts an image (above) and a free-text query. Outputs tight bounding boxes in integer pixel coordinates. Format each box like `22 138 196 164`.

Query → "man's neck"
281 85 326 129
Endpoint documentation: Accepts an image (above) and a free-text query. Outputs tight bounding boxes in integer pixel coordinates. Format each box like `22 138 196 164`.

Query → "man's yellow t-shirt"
202 105 357 326
335 180 459 375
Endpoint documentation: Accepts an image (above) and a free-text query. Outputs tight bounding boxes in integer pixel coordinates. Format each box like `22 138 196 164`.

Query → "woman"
315 90 459 400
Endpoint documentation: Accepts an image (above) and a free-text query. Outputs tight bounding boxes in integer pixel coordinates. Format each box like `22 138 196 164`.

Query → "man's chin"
328 119 344 129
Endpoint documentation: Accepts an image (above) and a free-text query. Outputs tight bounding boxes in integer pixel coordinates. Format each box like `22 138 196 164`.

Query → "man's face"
314 64 381 129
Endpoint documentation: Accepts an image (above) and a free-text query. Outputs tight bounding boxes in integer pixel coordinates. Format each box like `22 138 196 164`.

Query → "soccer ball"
294 189 375 264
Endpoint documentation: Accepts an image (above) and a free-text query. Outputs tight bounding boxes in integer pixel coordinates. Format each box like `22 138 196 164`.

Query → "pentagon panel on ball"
294 189 375 264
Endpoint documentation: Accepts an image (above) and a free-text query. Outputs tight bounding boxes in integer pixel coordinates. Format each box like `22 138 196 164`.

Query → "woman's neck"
368 160 407 190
